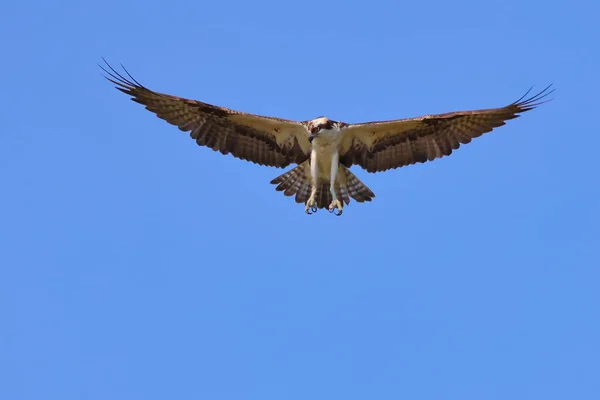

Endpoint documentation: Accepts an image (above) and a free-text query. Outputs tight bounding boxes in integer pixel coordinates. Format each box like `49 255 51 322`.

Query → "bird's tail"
270 161 375 209
340 166 375 204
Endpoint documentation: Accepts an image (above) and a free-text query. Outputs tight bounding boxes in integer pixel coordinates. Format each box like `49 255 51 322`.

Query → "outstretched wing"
100 60 311 168
339 85 553 173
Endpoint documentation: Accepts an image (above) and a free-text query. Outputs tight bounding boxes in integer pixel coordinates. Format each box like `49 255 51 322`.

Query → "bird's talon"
305 197 317 215
328 199 343 216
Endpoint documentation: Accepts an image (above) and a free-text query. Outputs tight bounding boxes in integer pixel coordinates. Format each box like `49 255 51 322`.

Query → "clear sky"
1 0 599 399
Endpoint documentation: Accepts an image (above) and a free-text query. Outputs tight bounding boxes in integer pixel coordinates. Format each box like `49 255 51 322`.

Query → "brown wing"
100 60 311 168
339 85 553 173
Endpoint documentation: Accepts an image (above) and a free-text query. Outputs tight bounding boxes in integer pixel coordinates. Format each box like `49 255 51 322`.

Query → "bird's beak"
309 133 316 143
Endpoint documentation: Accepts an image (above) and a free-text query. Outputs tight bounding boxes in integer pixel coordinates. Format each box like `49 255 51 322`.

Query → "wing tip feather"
512 83 555 112
99 57 148 93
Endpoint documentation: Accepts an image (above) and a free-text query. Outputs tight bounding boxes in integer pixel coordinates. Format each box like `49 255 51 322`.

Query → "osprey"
100 60 552 216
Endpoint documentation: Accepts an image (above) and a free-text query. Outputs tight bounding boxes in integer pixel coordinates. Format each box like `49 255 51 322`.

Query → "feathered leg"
305 150 318 214
328 151 343 216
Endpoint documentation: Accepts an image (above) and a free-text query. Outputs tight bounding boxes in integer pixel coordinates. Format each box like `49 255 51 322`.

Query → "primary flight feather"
101 59 553 216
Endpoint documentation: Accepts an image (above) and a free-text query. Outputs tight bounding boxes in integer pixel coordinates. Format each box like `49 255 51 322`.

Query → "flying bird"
100 60 553 216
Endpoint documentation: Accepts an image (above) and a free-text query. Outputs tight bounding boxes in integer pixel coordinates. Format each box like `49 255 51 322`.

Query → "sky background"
1 0 599 399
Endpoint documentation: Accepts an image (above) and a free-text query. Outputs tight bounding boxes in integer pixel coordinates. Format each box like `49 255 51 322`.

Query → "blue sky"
1 0 599 399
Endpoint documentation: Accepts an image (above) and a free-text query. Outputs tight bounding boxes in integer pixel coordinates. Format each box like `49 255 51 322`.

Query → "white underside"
310 127 345 198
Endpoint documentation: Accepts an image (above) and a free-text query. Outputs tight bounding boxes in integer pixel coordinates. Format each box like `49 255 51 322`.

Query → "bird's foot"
305 196 317 215
328 199 343 216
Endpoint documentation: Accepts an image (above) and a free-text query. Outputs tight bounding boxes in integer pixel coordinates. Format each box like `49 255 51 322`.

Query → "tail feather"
316 183 332 209
342 167 375 203
283 169 303 197
338 184 351 205
271 169 292 186
272 166 302 196
270 162 375 209
295 179 311 204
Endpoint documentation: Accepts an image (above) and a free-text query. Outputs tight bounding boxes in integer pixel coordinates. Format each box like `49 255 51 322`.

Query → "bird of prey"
100 60 553 216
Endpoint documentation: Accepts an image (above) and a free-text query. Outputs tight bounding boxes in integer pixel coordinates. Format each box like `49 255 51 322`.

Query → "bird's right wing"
101 60 312 168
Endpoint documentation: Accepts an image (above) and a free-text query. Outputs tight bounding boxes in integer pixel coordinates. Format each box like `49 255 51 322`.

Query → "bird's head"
307 116 335 143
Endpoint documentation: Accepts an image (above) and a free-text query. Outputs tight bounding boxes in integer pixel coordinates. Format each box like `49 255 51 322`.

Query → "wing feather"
100 59 311 168
340 85 553 172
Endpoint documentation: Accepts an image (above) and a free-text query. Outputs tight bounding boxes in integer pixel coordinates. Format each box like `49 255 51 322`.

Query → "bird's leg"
305 186 318 214
328 151 343 216
305 150 318 214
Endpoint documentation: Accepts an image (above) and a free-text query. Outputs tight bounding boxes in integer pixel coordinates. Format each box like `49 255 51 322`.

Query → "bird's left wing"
339 85 553 173
101 60 311 168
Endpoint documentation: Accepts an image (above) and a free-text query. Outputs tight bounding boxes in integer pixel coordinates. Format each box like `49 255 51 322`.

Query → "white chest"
311 127 344 154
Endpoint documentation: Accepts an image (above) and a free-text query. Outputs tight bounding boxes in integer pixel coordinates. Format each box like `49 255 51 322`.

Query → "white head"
307 116 343 142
